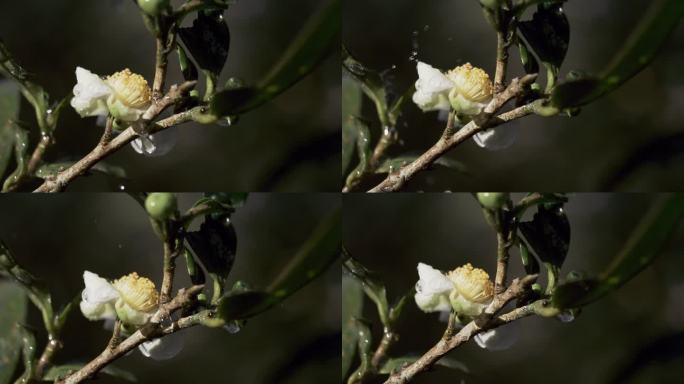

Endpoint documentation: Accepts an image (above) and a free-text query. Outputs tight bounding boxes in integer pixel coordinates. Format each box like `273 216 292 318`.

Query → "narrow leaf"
553 194 684 308
343 257 389 327
179 10 230 77
341 274 363 379
519 203 570 269
210 0 340 117
342 46 388 126
518 3 570 71
186 215 237 285
0 81 20 178
218 207 341 319
43 364 136 382
0 281 27 384
342 73 362 174
551 0 684 108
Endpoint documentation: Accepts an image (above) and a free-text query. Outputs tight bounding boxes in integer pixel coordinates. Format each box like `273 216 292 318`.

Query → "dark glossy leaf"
388 287 413 325
0 81 20 179
1 124 28 191
551 0 684 108
341 274 363 380
210 0 339 117
518 3 569 71
15 325 35 382
218 208 340 319
517 39 540 75
379 355 468 375
519 203 570 269
553 194 684 309
0 281 27 384
342 46 388 126
375 155 467 175
186 215 237 284
342 73 362 174
343 257 389 327
179 10 230 77
43 364 136 382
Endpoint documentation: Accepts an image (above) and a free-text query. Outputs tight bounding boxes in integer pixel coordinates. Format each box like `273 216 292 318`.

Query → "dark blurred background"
343 0 684 191
0 0 340 191
0 193 340 383
344 193 684 383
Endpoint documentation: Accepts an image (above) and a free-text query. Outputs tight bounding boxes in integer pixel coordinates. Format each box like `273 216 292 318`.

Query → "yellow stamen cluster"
106 68 151 108
448 263 494 303
447 63 493 103
113 272 159 312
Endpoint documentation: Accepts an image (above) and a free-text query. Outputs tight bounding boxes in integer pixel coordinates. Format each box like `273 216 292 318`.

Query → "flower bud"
113 272 159 326
145 192 177 220
137 0 170 16
476 193 509 210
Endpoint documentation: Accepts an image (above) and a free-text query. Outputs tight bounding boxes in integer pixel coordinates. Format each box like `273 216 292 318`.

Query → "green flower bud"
138 0 170 16
145 192 177 220
476 192 509 210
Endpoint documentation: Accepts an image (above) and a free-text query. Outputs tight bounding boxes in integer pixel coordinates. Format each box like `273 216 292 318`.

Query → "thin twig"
32 86 198 193
160 240 182 304
153 38 168 100
368 79 536 193
383 275 537 384
58 285 204 384
34 338 61 379
370 329 397 369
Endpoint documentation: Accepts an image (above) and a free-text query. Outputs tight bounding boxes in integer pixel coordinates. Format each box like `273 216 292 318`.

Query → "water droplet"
557 311 575 323
118 184 126 191
131 129 177 157
224 322 241 334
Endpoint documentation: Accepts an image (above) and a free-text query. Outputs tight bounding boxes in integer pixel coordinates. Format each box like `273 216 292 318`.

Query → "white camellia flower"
447 263 494 317
414 263 455 313
79 270 183 360
412 61 516 150
474 321 519 351
70 67 151 122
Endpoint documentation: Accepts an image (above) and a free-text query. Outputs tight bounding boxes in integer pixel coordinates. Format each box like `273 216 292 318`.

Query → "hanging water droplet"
423 24 430 32
131 129 178 157
224 322 241 334
557 311 575 323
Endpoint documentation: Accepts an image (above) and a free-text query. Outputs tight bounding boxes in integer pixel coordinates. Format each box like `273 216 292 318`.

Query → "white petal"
416 62 454 93
417 263 454 295
473 125 518 151
139 333 185 360
82 271 119 304
474 322 518 351
70 67 112 117
412 62 454 112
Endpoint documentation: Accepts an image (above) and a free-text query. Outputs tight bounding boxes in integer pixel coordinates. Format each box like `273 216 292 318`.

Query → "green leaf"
176 45 199 82
551 0 684 108
355 319 372 374
186 215 237 285
375 155 467 175
342 46 388 126
179 10 230 77
341 274 363 380
519 203 570 269
518 3 569 72
387 85 414 127
553 194 684 309
344 117 371 180
0 81 20 179
217 207 341 319
388 287 413 325
379 355 468 375
1 124 29 192
15 326 35 383
210 0 340 117
34 161 126 180
343 257 389 327
342 73 362 175
517 39 540 75
0 281 27 384
0 240 55 336
43 364 136 382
